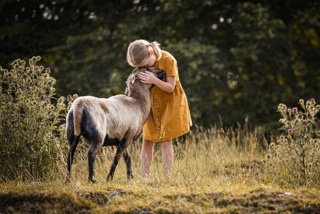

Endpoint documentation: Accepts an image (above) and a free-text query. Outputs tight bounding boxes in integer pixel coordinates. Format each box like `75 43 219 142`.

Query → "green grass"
1 126 320 213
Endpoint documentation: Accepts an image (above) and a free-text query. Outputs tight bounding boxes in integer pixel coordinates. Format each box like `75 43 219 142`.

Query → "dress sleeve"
165 55 178 77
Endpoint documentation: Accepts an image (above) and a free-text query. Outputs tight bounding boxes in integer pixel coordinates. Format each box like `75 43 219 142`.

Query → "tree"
1 0 319 131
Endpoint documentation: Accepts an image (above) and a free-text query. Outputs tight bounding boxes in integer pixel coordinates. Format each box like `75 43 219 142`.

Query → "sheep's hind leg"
88 142 102 183
66 135 80 183
123 150 133 180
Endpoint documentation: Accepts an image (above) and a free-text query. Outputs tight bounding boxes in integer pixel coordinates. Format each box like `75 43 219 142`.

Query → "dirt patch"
0 193 92 213
0 188 319 213
212 189 320 213
162 189 320 213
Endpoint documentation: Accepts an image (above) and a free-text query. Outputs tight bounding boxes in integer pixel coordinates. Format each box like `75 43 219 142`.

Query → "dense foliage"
0 57 72 181
0 1 319 129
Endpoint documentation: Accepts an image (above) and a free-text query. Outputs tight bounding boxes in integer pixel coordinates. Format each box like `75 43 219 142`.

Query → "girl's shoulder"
161 50 176 62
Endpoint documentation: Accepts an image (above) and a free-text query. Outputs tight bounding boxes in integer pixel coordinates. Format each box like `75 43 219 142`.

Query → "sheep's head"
138 66 166 81
125 67 166 95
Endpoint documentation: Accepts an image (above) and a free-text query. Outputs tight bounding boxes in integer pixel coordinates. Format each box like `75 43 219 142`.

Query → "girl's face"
143 55 156 67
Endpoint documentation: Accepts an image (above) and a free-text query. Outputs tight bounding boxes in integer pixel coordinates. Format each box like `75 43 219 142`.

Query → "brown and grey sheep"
66 67 165 183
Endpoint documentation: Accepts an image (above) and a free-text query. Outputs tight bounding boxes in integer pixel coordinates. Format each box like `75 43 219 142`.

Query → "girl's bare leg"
161 140 174 176
140 139 154 178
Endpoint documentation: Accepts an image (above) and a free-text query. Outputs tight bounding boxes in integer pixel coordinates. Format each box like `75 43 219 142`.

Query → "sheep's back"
72 95 147 141
101 95 146 139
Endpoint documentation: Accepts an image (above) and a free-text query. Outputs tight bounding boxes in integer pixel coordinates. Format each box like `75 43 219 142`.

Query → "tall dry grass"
59 124 268 190
1 56 319 190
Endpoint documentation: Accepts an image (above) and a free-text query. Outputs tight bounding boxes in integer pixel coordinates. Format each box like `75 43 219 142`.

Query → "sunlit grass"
62 124 266 186
1 125 320 213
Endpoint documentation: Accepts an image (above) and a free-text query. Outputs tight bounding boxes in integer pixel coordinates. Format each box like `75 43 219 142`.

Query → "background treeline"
1 0 319 131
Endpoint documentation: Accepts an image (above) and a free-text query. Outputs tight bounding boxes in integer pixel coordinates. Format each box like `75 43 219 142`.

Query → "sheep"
65 67 165 183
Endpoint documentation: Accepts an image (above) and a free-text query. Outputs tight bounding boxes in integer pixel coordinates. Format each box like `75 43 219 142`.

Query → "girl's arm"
138 71 176 93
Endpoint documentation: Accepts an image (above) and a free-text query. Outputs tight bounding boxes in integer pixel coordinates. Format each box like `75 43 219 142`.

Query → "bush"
0 56 75 181
266 98 320 187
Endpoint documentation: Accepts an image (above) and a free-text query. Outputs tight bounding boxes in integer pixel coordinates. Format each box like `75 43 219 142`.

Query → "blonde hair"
127 39 162 67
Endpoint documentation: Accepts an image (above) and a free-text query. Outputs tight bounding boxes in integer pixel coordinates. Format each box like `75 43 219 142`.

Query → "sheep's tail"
72 101 83 137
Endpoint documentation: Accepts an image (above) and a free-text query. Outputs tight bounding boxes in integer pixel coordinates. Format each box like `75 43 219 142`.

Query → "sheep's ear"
155 69 166 80
131 75 138 84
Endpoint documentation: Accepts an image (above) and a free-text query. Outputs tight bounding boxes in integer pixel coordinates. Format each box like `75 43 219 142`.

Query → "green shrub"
266 98 320 187
0 56 75 181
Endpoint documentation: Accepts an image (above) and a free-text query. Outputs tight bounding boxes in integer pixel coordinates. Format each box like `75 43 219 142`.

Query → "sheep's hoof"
88 178 97 183
65 176 71 184
106 175 113 182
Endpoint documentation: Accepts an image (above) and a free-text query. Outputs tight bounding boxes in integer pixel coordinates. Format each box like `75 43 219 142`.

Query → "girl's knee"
160 140 173 150
142 140 155 155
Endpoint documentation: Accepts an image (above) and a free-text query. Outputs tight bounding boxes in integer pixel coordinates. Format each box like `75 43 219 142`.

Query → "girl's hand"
138 71 157 84
139 70 176 93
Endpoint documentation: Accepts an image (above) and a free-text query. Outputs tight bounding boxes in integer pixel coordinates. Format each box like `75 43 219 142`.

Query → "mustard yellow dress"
143 50 192 142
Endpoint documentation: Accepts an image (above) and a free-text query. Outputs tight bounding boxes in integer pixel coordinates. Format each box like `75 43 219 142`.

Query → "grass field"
1 126 320 213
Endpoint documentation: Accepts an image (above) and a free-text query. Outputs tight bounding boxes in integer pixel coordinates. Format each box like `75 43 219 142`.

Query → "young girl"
127 39 192 178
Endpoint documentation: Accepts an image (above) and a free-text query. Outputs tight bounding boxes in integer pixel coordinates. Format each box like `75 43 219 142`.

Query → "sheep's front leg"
88 143 102 183
107 139 131 181
123 150 133 180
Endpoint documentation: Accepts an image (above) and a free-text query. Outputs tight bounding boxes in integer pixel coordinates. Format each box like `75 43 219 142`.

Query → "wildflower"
299 99 305 108
17 88 22 92
269 142 276 148
288 128 294 134
279 135 286 140
45 67 50 73
279 118 287 123
278 103 287 111
292 107 298 112
67 94 72 100
297 112 304 119
44 98 50 103
310 98 315 102
306 100 314 109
